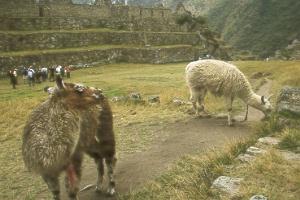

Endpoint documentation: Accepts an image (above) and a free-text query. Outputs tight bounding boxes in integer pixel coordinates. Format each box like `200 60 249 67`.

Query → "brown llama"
22 76 116 200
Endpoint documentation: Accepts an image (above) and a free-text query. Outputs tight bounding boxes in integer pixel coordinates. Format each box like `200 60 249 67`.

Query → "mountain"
207 0 300 58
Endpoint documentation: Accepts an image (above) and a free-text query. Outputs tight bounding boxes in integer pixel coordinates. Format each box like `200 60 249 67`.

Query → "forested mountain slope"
207 0 300 57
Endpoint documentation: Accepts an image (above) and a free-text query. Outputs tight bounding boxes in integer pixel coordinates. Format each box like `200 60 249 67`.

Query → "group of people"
8 65 72 89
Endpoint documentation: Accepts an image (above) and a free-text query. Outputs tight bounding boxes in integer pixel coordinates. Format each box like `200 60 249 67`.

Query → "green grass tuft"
255 113 282 137
279 129 300 153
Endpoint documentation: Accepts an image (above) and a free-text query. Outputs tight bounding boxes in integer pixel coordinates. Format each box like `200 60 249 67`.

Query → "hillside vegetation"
206 0 300 58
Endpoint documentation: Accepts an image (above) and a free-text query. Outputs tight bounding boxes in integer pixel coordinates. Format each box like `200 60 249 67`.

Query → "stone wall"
46 4 111 18
0 17 185 32
0 46 204 70
0 31 198 52
0 5 40 18
0 3 172 20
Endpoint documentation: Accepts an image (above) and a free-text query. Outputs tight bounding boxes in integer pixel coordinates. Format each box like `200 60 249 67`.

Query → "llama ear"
56 75 65 89
261 96 266 105
44 86 55 95
74 84 85 93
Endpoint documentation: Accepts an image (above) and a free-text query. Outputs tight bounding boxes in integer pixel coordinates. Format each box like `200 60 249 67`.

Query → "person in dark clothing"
22 67 28 84
49 66 55 82
8 70 17 89
35 68 42 84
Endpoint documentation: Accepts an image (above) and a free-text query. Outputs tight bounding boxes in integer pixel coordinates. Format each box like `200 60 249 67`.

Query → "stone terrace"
0 0 207 72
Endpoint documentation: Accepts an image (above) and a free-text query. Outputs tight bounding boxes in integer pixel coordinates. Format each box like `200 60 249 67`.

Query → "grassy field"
0 61 299 199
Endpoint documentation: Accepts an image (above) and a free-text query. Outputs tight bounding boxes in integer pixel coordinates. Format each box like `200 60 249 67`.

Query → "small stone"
172 97 186 106
251 72 264 79
129 92 142 101
237 153 255 163
246 146 267 155
148 95 160 104
111 96 127 102
211 176 243 196
250 195 268 200
129 110 137 115
258 137 280 145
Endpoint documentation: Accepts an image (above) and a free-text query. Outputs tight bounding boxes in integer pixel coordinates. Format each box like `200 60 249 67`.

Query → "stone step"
0 45 205 72
0 29 200 52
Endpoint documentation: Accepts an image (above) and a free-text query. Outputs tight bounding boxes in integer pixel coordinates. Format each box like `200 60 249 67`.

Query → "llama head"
47 76 104 109
260 95 273 116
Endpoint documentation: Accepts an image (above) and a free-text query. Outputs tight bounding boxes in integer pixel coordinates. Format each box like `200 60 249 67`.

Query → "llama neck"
245 92 263 111
47 99 81 137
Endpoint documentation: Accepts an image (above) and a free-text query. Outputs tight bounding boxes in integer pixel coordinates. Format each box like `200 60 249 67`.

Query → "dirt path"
72 80 272 200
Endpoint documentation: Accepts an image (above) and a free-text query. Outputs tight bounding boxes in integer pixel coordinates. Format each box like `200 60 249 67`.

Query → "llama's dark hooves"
186 108 196 115
53 196 60 200
107 188 116 196
95 186 103 193
53 192 60 200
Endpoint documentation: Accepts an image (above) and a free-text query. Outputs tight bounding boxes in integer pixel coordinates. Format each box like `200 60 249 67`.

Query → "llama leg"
189 88 201 115
197 89 207 114
225 97 234 126
65 153 82 200
105 157 117 196
244 104 249 121
65 164 80 200
42 175 60 200
95 157 104 192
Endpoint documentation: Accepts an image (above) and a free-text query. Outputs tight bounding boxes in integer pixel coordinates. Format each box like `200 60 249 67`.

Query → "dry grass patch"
230 150 300 200
279 128 300 153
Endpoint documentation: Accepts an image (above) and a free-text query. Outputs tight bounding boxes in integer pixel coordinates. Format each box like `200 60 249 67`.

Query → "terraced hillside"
0 0 221 74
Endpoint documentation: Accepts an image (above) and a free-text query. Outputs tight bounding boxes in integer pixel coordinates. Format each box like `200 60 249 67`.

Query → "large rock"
277 87 300 116
237 153 256 163
172 97 186 106
246 146 266 156
211 176 243 196
258 137 280 146
148 95 160 104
